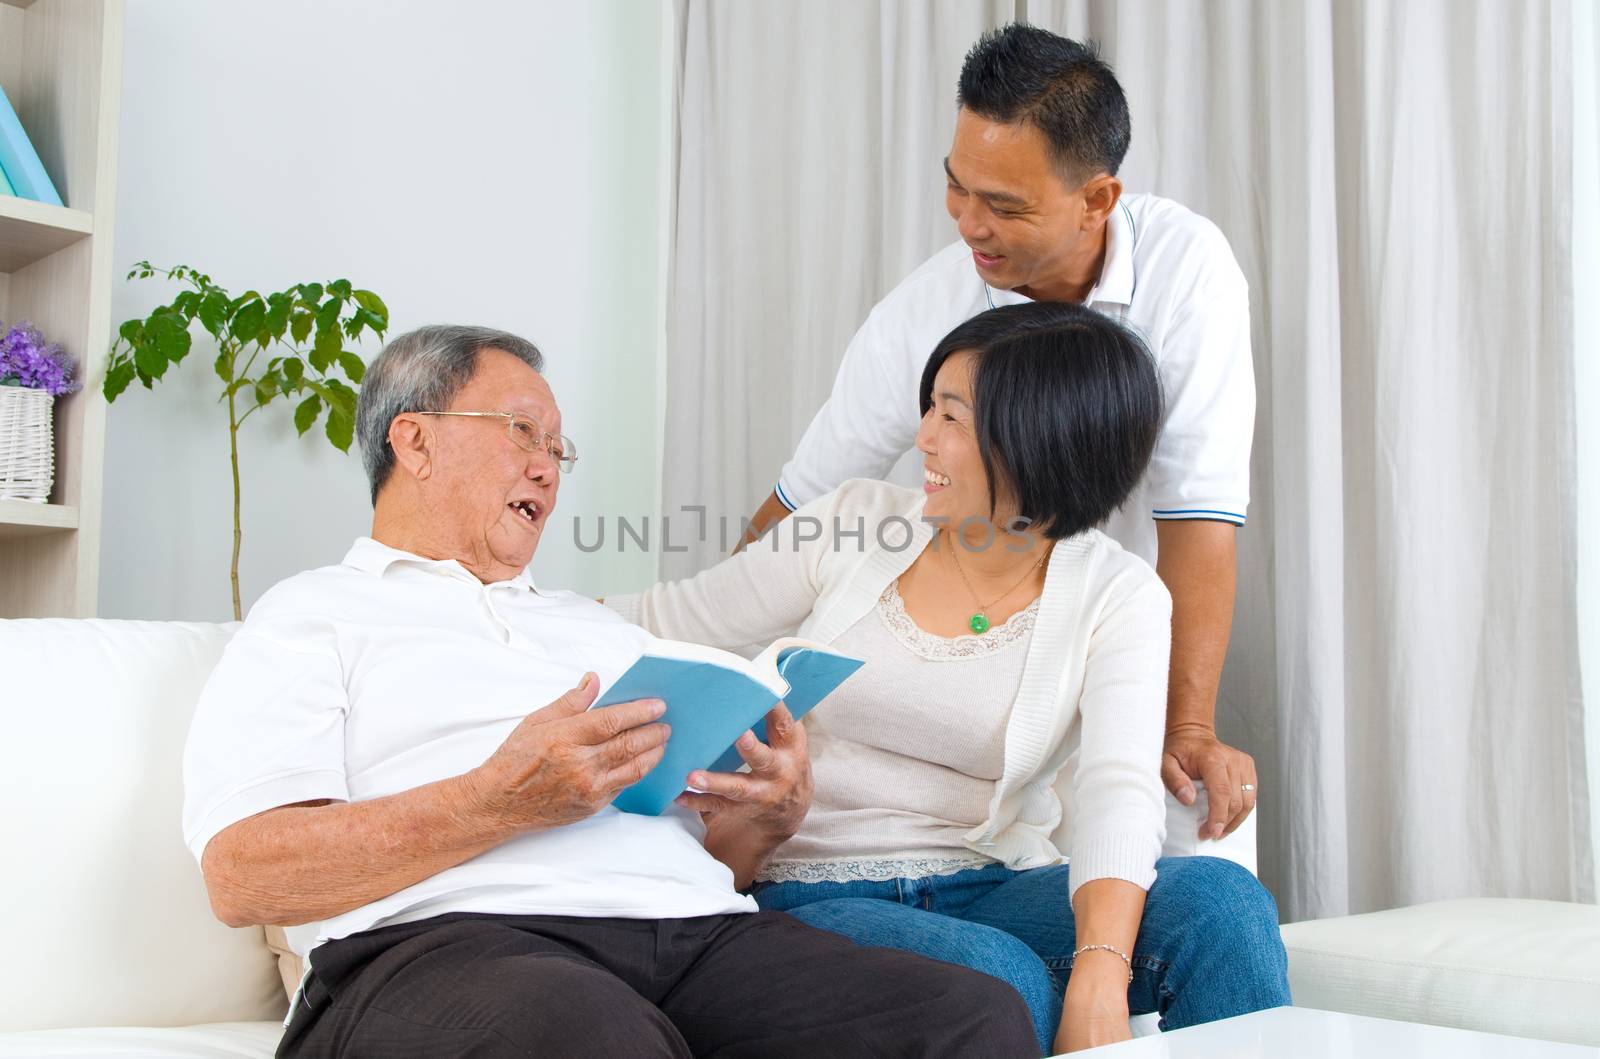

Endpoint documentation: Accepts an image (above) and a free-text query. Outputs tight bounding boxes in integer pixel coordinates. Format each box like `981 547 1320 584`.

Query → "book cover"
0 85 63 207
593 638 864 816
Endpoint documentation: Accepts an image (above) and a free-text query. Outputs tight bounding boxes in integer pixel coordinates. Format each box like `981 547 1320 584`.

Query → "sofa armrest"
1160 781 1258 875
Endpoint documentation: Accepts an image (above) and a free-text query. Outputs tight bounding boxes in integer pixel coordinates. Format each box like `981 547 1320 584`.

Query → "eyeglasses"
416 411 578 473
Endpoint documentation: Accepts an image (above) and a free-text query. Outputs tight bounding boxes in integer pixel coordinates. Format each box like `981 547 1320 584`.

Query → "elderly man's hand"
674 702 813 887
467 672 671 832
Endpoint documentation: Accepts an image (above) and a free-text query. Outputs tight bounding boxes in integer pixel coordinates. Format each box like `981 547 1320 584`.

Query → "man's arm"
1154 520 1257 838
737 490 796 550
200 675 669 927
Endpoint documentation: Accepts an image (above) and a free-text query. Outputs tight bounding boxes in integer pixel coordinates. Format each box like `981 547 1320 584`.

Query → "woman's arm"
1056 878 1147 1052
1055 566 1174 1050
608 487 860 647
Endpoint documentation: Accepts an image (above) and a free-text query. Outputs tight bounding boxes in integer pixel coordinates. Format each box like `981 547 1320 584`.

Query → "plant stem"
227 381 243 622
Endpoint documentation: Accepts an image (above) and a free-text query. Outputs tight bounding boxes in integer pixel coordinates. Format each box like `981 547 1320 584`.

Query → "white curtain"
663 0 1592 921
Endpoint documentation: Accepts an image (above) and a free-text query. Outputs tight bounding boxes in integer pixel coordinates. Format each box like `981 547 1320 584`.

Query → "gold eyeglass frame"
416 411 578 473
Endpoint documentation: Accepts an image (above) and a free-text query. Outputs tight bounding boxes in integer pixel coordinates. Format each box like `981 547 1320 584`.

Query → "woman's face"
916 349 1017 532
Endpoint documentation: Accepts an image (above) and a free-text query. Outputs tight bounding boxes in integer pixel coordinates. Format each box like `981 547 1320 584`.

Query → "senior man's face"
430 348 564 582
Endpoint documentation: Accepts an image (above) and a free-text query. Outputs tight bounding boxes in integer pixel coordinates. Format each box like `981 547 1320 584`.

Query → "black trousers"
277 910 1040 1059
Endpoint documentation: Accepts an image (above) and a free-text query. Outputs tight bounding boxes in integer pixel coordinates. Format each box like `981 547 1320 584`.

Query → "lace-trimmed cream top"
757 580 1037 884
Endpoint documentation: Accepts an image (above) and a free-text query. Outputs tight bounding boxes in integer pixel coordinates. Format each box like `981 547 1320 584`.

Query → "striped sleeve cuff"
1067 830 1162 900
773 479 799 512
1151 506 1246 525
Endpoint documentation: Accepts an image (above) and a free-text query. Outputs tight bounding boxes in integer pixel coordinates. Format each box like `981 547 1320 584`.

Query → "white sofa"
0 617 1266 1056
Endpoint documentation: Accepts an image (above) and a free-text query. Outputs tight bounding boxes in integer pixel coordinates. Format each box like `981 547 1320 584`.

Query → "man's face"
423 348 564 581
944 108 1092 294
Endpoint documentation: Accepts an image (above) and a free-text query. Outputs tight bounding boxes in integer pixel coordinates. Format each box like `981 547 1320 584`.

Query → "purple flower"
0 321 79 397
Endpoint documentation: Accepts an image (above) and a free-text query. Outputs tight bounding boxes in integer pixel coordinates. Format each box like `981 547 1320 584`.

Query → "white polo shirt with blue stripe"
773 191 1254 567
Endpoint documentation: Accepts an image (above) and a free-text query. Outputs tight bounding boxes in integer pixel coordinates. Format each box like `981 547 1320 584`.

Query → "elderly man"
182 325 1038 1059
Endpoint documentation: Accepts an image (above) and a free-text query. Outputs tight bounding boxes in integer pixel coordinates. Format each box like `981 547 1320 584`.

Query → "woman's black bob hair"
918 301 1163 540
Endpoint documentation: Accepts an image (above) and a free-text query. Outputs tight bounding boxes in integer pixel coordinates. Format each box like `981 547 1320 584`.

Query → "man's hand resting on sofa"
198 673 668 929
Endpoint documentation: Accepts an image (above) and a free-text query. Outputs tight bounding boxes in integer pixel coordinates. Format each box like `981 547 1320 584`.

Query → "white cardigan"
607 479 1172 897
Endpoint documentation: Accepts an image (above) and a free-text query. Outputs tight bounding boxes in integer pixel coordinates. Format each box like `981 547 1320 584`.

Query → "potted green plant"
105 262 390 619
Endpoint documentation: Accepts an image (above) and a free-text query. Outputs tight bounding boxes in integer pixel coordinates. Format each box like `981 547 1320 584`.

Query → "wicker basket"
0 385 55 502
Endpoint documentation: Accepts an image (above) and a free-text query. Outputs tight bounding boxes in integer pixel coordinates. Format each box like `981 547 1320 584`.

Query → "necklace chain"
947 533 1049 633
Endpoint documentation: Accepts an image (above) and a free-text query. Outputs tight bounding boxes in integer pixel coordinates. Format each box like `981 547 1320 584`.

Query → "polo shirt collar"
343 536 541 592
983 197 1136 309
1084 198 1135 307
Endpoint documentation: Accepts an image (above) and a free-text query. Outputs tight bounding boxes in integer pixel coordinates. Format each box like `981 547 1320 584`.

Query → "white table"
1084 1007 1600 1057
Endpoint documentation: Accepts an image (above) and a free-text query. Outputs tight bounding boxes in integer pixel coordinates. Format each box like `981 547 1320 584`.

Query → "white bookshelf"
0 0 121 616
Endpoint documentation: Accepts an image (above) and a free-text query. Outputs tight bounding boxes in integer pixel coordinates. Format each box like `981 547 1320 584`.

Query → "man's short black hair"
919 302 1162 540
957 23 1131 181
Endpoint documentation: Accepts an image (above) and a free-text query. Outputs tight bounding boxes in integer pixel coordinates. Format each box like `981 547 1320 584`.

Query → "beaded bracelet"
1070 943 1134 984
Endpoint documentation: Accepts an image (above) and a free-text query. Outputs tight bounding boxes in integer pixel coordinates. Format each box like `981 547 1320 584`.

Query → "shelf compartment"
0 196 94 273
0 498 79 536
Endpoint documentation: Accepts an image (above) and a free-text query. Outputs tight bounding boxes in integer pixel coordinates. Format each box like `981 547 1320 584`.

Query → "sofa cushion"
0 1020 280 1058
1280 897 1600 1046
0 620 285 1033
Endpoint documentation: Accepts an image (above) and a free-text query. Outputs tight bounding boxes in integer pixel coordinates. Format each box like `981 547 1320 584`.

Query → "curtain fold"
664 0 1591 920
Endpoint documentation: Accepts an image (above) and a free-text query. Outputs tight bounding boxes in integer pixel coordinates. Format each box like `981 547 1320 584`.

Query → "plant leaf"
171 290 201 319
231 300 266 345
310 327 341 372
264 294 292 340
133 338 168 383
352 289 388 325
214 348 233 383
289 310 314 345
282 357 305 386
147 311 192 365
298 282 324 305
294 394 321 435
315 298 341 336
118 319 143 343
327 279 353 301
325 404 354 451
103 358 137 401
198 291 230 338
337 351 366 384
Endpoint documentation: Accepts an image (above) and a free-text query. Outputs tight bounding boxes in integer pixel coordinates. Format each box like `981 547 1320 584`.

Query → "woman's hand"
1054 955 1134 1053
675 702 813 888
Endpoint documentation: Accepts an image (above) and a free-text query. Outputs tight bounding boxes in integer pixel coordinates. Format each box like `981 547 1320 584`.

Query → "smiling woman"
608 301 1290 1054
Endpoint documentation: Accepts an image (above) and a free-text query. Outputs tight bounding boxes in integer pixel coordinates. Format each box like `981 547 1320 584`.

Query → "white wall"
100 0 668 620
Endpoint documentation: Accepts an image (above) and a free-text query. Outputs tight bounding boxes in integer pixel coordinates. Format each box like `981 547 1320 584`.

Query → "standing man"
741 24 1258 839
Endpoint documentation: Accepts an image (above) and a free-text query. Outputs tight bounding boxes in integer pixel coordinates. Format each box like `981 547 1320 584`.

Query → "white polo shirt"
775 192 1254 565
182 537 755 958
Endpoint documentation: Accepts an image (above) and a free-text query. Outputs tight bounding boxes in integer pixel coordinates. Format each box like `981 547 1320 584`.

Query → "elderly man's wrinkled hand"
675 702 813 848
467 672 671 831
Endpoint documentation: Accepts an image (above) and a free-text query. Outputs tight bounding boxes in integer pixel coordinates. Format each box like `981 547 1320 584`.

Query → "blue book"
0 85 62 207
593 637 865 816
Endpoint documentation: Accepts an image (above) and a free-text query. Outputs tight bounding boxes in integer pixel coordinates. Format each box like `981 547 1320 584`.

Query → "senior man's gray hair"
355 324 545 504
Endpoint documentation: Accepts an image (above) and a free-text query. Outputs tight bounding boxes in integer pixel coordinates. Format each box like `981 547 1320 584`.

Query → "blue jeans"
752 856 1291 1055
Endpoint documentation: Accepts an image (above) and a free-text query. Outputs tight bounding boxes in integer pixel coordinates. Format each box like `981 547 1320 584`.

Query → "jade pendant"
969 612 991 634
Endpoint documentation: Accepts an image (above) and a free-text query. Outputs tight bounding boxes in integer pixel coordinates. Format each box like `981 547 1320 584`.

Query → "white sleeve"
1146 247 1255 525
775 305 924 511
608 489 848 646
181 613 349 862
1066 571 1171 899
